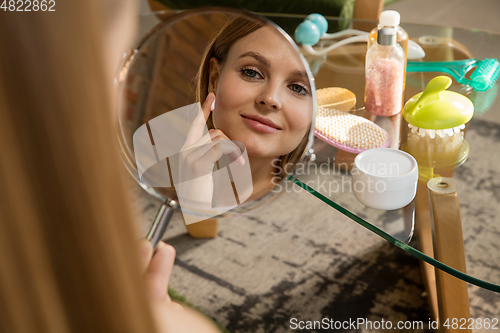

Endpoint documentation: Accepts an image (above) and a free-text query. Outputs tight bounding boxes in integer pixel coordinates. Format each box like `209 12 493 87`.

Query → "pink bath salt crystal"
365 57 404 116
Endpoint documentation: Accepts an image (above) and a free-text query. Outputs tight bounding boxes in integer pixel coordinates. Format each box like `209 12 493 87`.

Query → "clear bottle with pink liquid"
365 27 405 116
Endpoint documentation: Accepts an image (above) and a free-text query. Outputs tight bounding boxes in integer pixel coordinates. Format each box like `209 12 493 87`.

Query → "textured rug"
130 116 500 333
133 182 432 333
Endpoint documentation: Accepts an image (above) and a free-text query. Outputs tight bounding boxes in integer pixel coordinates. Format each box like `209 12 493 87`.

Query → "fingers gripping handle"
146 203 175 249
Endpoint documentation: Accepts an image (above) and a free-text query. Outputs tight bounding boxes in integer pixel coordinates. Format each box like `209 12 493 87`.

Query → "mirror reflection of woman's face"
210 26 313 160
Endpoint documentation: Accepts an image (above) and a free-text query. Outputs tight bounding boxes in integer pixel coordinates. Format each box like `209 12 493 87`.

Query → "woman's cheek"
213 88 243 133
216 74 246 108
288 101 313 134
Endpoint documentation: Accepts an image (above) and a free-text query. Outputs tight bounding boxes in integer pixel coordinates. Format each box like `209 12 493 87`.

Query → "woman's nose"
257 84 282 111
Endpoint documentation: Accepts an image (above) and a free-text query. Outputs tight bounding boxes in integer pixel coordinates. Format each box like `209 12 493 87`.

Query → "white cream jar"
351 148 418 210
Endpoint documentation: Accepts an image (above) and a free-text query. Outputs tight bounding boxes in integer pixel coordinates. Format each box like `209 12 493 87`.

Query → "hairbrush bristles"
315 107 390 154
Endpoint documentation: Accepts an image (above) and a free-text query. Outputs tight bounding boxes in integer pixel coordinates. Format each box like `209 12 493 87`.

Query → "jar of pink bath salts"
365 28 405 116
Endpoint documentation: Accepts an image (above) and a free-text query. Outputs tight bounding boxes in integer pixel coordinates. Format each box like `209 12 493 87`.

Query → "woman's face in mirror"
209 26 313 160
121 12 316 211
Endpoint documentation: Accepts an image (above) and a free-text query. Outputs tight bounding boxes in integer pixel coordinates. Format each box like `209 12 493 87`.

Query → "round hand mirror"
116 7 317 246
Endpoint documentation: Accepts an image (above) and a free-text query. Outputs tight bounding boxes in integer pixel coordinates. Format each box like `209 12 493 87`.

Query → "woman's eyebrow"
238 52 270 67
290 70 309 80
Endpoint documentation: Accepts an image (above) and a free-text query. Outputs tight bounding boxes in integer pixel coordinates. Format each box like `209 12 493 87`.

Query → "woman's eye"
289 84 308 95
241 68 262 79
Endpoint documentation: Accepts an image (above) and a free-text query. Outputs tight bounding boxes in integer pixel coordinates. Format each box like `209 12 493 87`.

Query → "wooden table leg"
415 179 439 321
428 177 471 333
185 218 219 238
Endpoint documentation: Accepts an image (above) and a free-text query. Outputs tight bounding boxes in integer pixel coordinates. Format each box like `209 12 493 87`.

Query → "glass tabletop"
138 11 500 291
262 14 500 291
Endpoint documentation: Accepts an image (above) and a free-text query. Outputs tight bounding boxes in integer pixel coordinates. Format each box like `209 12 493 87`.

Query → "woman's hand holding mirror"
138 239 221 332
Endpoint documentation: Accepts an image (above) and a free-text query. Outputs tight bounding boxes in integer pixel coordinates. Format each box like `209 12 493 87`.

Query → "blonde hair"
0 3 157 333
197 16 309 176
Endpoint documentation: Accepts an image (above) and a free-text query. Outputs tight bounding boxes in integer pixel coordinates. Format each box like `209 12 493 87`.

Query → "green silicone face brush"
402 76 474 180
407 58 500 91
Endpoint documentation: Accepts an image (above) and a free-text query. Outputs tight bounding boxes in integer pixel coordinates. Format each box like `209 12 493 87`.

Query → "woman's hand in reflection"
177 92 244 209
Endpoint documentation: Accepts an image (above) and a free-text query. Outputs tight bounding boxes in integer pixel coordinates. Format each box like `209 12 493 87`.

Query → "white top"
379 10 400 27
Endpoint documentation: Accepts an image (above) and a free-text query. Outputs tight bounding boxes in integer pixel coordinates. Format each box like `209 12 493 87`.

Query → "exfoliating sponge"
316 87 356 111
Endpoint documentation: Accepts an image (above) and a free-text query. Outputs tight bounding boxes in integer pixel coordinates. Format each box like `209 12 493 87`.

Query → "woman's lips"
241 115 281 134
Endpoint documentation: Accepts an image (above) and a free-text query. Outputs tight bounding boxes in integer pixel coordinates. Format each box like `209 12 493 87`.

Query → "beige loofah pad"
315 107 390 153
316 87 356 111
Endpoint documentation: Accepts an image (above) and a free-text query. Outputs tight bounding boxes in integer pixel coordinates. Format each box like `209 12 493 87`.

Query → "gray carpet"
133 182 432 333
130 116 500 333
